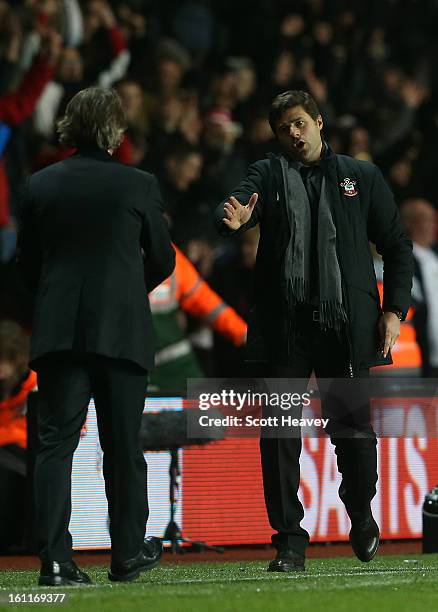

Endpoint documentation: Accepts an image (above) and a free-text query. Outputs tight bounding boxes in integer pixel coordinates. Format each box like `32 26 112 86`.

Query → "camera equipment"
140 407 225 553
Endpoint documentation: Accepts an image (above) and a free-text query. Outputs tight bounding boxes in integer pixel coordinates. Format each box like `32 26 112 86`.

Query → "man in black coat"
214 90 413 572
17 87 175 585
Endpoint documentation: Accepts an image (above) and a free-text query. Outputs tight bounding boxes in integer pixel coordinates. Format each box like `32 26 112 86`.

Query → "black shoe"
349 514 380 562
108 536 163 582
267 549 305 573
38 561 92 586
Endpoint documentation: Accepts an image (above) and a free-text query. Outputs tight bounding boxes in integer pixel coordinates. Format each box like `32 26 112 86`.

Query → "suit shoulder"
243 159 271 188
28 157 158 195
128 167 158 184
109 164 158 188
249 158 270 174
29 159 68 184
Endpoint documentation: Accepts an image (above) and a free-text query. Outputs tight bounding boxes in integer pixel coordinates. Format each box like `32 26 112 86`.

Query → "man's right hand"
223 193 258 231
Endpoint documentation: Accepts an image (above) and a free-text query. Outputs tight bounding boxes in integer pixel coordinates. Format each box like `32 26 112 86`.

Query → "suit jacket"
214 149 413 371
16 148 175 371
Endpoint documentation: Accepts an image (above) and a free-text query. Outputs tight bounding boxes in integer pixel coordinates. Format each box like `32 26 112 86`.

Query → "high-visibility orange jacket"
0 370 37 448
149 244 246 357
148 245 246 390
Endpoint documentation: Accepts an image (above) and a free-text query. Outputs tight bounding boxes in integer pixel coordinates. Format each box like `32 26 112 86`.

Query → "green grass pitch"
1 555 437 611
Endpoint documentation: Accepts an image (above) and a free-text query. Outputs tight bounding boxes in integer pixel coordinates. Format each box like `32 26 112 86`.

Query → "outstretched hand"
223 193 258 231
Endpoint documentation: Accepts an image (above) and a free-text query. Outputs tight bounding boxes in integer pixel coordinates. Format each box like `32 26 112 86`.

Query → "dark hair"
268 90 321 134
56 87 127 150
0 320 29 373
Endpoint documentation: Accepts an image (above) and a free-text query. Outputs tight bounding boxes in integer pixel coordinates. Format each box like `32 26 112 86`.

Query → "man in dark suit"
16 87 175 585
214 90 413 572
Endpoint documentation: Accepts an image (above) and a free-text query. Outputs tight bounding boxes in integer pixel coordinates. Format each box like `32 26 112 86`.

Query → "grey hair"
56 87 127 150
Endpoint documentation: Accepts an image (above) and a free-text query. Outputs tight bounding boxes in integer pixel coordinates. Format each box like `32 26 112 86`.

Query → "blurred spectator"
231 57 257 112
34 1 130 142
114 77 148 165
116 78 148 133
347 126 372 162
389 157 419 203
148 89 202 164
157 137 203 244
81 0 130 84
0 27 61 255
201 107 247 204
243 108 277 165
271 50 299 95
211 227 259 377
143 38 191 107
204 61 239 110
0 320 36 552
171 0 215 62
400 198 438 377
33 46 83 140
0 320 35 449
0 2 23 95
371 70 429 160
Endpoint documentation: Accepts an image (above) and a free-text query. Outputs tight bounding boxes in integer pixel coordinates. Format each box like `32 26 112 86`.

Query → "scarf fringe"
286 280 347 330
320 300 348 331
288 277 310 304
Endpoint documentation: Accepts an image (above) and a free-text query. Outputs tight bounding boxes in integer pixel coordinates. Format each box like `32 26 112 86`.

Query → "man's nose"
289 125 300 139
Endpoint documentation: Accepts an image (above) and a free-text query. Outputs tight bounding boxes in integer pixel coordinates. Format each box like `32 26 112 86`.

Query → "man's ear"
317 115 323 131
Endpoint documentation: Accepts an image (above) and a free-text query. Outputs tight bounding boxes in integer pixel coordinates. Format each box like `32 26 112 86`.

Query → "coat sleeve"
141 175 176 293
367 166 413 318
16 177 42 294
213 160 267 237
0 58 55 125
175 246 247 346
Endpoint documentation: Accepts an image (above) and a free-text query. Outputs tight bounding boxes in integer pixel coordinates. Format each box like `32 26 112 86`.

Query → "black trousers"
33 352 148 563
0 445 27 552
260 306 377 556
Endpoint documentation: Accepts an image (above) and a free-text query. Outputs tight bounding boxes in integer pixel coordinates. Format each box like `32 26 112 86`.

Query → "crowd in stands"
1 0 438 481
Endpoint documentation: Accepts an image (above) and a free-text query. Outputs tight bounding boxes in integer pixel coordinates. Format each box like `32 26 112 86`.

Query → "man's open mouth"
294 140 306 150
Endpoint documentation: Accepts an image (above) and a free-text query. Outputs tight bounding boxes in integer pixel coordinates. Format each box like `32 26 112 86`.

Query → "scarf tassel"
319 300 348 331
286 277 310 306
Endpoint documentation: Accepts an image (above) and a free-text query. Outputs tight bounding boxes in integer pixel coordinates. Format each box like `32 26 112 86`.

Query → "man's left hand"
378 311 401 358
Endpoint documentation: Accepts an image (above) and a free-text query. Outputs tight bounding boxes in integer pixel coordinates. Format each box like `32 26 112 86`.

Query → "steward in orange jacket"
148 245 246 392
0 321 36 552
0 370 37 448
0 321 37 448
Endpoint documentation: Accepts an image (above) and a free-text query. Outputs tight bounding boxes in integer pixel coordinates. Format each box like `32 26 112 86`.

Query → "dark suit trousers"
33 352 148 563
260 306 377 556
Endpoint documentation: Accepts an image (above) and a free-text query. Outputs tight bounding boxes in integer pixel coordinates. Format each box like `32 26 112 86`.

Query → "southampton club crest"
340 177 358 197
